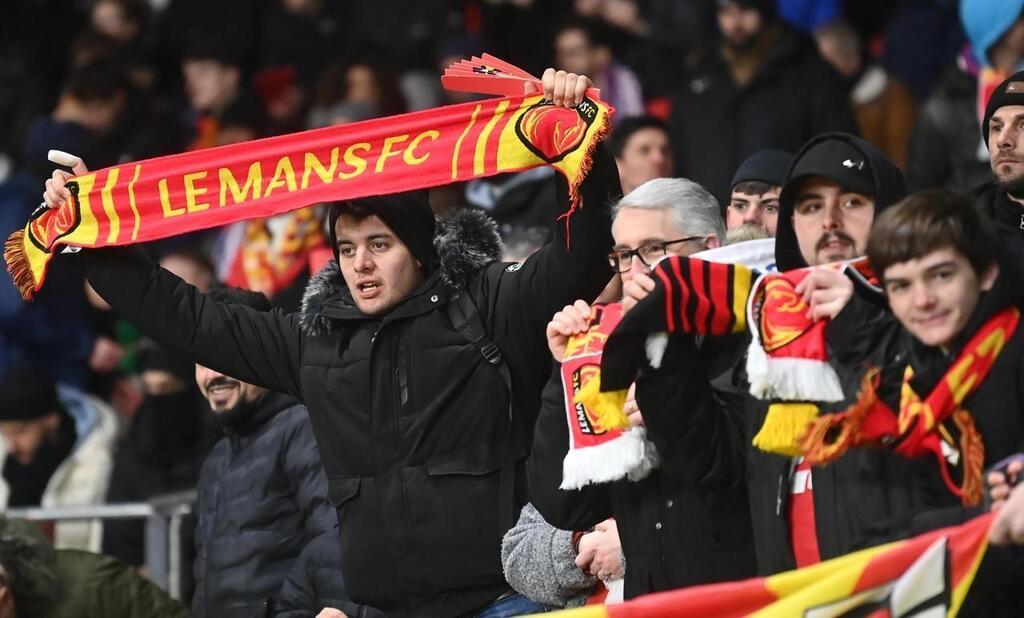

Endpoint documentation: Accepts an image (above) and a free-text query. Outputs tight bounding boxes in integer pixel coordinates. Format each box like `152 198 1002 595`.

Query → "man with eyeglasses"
528 177 758 598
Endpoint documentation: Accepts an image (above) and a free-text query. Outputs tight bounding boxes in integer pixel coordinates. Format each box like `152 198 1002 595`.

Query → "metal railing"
6 490 197 600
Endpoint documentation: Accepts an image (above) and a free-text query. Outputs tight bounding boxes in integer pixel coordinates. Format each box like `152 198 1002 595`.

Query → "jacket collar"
300 208 502 336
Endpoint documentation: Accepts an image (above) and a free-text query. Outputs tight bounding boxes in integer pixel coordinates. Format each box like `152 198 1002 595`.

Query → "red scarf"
802 307 1020 505
6 55 613 299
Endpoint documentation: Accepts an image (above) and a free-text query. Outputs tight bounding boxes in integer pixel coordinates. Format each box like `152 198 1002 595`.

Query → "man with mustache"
627 134 949 578
972 70 1024 285
189 286 355 618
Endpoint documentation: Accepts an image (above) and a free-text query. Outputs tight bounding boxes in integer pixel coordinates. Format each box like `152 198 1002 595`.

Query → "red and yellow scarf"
6 55 612 299
802 307 1020 506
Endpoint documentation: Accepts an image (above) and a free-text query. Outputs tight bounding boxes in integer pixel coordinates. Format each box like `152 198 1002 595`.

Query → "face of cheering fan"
334 213 423 316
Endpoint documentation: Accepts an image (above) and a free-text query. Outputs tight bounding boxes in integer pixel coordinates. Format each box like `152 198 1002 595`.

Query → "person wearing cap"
0 364 119 553
906 0 1024 195
667 0 856 204
43 69 617 617
726 148 793 239
972 69 1024 286
624 134 962 580
609 115 674 195
184 286 356 618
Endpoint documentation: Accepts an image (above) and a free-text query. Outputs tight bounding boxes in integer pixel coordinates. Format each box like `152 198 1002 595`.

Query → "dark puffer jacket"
78 147 617 616
192 393 346 618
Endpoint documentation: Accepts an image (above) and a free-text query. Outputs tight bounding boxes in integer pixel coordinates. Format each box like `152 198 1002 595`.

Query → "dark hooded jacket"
971 183 1024 288
630 134 954 577
743 133 956 575
668 24 857 204
191 392 347 618
76 147 617 616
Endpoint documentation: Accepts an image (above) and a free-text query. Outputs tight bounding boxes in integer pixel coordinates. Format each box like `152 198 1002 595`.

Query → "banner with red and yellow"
543 513 993 617
6 55 613 299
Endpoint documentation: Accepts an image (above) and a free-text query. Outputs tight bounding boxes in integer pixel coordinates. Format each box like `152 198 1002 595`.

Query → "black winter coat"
79 148 617 616
668 26 857 204
972 183 1024 287
191 393 346 618
528 335 758 599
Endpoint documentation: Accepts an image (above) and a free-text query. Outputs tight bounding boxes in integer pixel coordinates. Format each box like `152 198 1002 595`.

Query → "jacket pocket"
327 477 360 508
407 444 505 588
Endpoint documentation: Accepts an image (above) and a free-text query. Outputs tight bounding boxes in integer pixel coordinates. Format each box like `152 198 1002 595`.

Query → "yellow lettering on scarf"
301 148 339 189
219 163 263 206
264 156 298 198
376 134 409 173
183 171 210 213
158 178 184 217
405 130 439 166
339 143 370 179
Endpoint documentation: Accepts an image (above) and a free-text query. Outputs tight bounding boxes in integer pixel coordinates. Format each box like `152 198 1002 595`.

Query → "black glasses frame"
607 236 705 273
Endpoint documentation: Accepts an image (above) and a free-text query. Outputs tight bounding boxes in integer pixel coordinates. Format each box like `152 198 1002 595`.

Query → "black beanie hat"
982 70 1024 146
327 190 439 274
0 364 60 422
731 149 794 190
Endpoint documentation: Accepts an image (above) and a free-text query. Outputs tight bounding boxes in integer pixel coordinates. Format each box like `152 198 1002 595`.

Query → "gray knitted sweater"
500 503 601 609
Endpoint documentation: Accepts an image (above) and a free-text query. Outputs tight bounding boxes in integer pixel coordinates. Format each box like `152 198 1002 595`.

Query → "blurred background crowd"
0 0 1012 611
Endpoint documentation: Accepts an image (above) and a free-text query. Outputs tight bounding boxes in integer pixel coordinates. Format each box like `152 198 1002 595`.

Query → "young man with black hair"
726 148 792 239
43 70 617 617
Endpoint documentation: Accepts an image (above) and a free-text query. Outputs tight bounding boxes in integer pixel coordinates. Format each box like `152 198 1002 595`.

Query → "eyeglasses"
607 237 705 273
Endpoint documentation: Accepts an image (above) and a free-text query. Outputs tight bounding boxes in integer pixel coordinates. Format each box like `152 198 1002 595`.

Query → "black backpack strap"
446 291 518 537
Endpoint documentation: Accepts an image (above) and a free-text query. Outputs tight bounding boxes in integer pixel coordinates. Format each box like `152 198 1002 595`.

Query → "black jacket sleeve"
76 247 304 398
527 366 613 530
474 144 618 366
634 335 746 488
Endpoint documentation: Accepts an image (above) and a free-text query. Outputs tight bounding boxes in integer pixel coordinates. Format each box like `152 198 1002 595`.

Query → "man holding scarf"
40 69 618 617
527 177 758 598
619 134 953 577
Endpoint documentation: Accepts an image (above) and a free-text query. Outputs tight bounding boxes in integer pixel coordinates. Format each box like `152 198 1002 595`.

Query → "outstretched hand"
794 268 854 322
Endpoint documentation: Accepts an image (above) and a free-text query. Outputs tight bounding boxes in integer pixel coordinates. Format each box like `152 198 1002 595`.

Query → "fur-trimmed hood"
300 208 502 336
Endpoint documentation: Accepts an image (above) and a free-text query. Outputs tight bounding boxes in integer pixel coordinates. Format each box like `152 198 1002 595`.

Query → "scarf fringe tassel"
560 427 658 489
746 336 845 402
4 230 35 300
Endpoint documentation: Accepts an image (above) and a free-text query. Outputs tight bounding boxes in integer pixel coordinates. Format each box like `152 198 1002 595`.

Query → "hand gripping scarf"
6 54 613 299
560 302 658 489
743 259 880 456
800 307 1020 506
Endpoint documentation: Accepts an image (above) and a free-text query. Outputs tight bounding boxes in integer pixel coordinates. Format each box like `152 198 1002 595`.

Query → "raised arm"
41 159 304 396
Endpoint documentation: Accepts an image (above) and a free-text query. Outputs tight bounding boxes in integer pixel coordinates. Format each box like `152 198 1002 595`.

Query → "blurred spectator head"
984 70 1024 195
500 225 549 262
159 249 215 292
610 116 673 194
727 149 792 237
280 0 322 16
555 19 613 77
194 286 272 424
55 59 126 135
716 0 775 50
0 518 57 618
815 20 862 79
182 35 243 115
0 365 63 467
961 0 1024 69
68 31 122 68
138 344 194 397
610 178 724 284
310 59 405 124
90 0 149 45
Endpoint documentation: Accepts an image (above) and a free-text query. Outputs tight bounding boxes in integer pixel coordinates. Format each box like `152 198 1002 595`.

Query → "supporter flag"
6 54 613 299
539 513 993 618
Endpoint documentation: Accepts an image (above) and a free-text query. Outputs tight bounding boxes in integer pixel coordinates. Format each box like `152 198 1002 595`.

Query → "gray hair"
611 177 725 240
